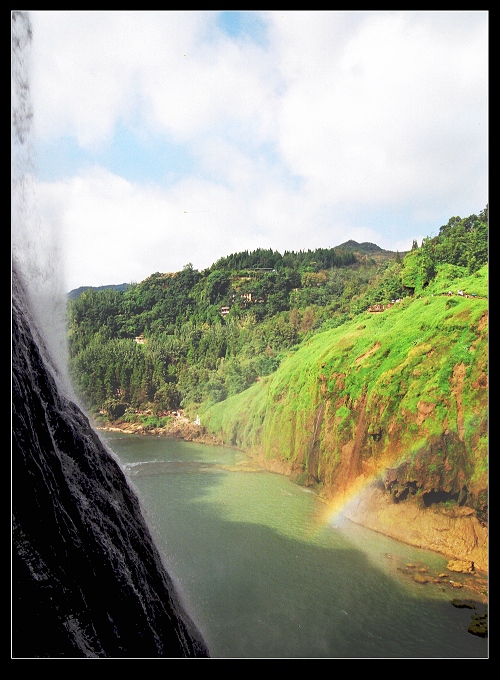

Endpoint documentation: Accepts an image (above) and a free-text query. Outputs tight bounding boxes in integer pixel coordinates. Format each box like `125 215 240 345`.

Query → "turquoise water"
102 432 488 658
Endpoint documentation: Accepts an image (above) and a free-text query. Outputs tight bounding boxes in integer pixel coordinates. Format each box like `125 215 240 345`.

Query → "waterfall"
11 11 209 658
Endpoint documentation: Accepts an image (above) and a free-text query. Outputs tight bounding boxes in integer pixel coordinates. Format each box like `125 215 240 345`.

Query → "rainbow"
313 472 383 532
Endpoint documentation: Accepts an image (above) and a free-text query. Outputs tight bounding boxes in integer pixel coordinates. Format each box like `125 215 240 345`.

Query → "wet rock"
451 599 476 609
468 611 488 638
412 573 430 584
447 559 475 573
12 267 209 659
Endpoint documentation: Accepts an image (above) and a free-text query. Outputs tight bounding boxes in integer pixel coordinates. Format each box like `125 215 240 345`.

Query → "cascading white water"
12 10 71 396
10 0 58 396
11 11 209 658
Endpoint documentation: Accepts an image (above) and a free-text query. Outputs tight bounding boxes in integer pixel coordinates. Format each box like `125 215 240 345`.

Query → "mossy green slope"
202 266 488 524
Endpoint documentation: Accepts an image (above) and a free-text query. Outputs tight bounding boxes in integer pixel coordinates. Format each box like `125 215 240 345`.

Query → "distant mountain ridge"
336 240 385 253
67 283 130 300
68 241 404 298
336 240 405 256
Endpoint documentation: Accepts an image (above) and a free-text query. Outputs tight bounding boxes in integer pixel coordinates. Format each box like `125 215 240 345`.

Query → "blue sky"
16 10 488 291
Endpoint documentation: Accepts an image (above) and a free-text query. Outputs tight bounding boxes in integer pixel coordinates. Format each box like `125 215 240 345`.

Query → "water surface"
103 432 488 658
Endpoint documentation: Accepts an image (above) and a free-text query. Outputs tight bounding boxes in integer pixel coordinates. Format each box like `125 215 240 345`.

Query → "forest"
67 207 488 426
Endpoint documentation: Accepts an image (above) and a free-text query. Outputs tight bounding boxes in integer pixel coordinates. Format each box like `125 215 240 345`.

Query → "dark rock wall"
12 266 209 658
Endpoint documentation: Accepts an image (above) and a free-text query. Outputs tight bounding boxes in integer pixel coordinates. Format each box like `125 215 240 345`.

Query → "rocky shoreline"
97 414 226 447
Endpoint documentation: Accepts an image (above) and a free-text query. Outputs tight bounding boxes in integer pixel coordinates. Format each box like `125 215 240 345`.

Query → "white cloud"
30 11 278 147
24 10 487 291
272 10 488 206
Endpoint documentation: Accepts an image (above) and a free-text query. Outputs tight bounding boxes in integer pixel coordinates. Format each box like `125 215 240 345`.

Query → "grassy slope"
201 266 488 515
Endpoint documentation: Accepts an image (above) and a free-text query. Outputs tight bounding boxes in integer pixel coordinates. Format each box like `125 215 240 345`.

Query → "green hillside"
66 206 488 568
201 265 487 511
67 283 130 300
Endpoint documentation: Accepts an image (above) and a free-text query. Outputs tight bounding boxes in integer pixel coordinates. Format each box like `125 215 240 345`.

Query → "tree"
205 270 231 305
300 306 317 333
68 206 488 420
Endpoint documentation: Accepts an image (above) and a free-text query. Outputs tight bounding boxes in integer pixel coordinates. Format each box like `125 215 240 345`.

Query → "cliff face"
12 267 209 658
341 485 488 571
202 290 488 572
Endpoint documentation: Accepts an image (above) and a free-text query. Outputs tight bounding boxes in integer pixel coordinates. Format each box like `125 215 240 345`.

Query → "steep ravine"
100 412 488 577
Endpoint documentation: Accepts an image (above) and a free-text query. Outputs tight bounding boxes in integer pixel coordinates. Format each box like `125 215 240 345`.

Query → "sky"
18 10 488 292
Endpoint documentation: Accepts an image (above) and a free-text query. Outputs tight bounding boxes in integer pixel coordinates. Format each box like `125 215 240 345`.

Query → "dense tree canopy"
67 209 487 421
401 208 488 293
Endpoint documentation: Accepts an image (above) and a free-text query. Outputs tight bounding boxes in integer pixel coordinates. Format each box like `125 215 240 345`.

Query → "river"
101 431 488 658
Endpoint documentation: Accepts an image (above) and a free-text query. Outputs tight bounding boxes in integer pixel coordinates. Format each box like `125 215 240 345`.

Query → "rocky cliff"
201 288 488 573
12 266 209 658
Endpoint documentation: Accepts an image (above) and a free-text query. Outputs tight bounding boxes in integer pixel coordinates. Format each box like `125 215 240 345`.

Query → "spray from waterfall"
11 12 209 657
12 10 71 396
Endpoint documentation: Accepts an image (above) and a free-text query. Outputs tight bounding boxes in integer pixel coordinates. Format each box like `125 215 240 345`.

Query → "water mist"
11 11 209 658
